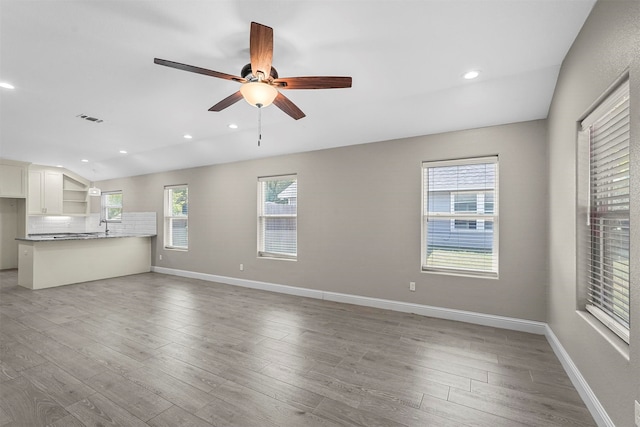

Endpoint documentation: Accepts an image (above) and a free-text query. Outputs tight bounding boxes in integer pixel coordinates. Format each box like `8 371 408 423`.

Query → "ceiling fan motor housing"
241 63 278 81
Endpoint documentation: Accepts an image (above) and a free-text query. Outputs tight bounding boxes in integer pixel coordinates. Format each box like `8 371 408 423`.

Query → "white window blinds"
164 185 188 250
101 191 122 222
258 175 297 259
580 79 630 343
422 157 498 277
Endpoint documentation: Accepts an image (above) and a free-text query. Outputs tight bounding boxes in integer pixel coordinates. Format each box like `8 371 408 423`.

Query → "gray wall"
96 119 548 322
547 1 639 425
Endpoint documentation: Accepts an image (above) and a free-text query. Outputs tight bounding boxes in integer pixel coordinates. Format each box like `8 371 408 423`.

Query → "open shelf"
62 175 89 215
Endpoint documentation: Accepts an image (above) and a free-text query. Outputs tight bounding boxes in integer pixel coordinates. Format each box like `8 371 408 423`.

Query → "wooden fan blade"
273 76 352 89
209 91 244 112
249 22 273 80
272 92 305 120
154 58 245 83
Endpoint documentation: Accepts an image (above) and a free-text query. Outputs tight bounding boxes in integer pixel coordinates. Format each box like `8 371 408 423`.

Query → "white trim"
580 78 629 129
101 190 123 222
586 304 630 344
258 173 297 182
422 157 499 278
152 266 544 334
423 155 498 169
322 291 544 334
257 175 298 259
163 185 188 250
163 183 188 190
151 266 322 299
545 326 614 427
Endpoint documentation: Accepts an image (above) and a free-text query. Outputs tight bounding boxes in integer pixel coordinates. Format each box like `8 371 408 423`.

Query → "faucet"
99 219 109 235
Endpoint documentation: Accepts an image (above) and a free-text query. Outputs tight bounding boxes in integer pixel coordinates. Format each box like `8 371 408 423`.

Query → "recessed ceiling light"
228 123 238 129
463 70 480 80
81 159 89 163
119 150 127 154
56 165 64 168
183 134 193 139
0 82 15 89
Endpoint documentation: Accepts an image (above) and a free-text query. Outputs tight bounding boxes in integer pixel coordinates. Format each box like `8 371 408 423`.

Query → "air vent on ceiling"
77 114 103 123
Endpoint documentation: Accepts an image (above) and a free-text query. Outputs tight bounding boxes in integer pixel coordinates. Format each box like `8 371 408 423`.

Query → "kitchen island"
17 233 154 289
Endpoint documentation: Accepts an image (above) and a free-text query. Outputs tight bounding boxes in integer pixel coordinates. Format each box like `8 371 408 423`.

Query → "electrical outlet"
634 400 640 427
409 282 416 291
240 263 244 271
159 254 163 261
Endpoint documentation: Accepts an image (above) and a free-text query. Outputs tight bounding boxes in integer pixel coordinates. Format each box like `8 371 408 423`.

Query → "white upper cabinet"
28 170 63 215
27 166 90 216
0 159 28 198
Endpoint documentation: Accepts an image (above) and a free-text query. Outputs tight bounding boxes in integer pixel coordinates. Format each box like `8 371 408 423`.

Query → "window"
422 157 498 277
450 193 494 231
258 175 297 259
578 79 630 343
101 191 122 222
164 185 188 250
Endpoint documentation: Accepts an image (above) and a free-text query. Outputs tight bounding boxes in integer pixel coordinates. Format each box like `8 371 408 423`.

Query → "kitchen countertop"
17 232 156 242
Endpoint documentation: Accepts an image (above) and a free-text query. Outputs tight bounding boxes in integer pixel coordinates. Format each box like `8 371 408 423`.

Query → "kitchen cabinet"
0 159 28 198
18 235 152 289
28 170 63 215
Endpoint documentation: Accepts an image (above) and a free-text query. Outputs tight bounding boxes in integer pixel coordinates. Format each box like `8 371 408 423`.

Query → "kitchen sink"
51 232 102 239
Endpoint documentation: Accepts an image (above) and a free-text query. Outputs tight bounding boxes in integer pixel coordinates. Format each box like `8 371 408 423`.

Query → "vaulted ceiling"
0 0 595 181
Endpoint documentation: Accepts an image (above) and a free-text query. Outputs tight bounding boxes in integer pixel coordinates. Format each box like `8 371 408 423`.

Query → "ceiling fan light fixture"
154 22 349 121
240 81 278 108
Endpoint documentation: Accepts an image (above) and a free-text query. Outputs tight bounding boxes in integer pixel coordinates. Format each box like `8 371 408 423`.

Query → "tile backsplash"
87 212 157 235
28 212 157 235
28 215 86 234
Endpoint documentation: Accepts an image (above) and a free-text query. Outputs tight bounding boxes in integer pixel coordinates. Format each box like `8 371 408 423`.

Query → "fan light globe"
240 81 278 108
463 70 480 80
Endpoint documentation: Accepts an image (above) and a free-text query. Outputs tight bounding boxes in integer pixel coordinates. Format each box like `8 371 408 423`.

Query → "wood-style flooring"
0 270 596 426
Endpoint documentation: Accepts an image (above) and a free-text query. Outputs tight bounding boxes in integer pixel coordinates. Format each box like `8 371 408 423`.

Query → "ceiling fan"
154 22 352 120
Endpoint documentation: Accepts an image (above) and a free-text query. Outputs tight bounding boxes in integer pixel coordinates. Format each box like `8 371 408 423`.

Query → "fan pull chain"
257 104 263 147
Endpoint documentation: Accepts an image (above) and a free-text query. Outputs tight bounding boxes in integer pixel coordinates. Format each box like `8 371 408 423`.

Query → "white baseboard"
152 266 325 299
545 327 614 427
322 291 547 334
151 266 545 334
151 266 611 426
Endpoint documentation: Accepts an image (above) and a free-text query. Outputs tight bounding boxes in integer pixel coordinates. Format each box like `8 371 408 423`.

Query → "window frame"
100 191 122 222
577 78 630 344
421 156 499 278
163 184 188 251
257 174 297 260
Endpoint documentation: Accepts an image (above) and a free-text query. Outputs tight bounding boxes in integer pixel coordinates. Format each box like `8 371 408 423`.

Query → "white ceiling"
0 0 595 181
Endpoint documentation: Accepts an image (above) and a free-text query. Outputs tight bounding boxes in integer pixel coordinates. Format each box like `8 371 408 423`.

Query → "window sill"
576 310 629 361
164 247 188 252
421 267 498 280
257 254 297 261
